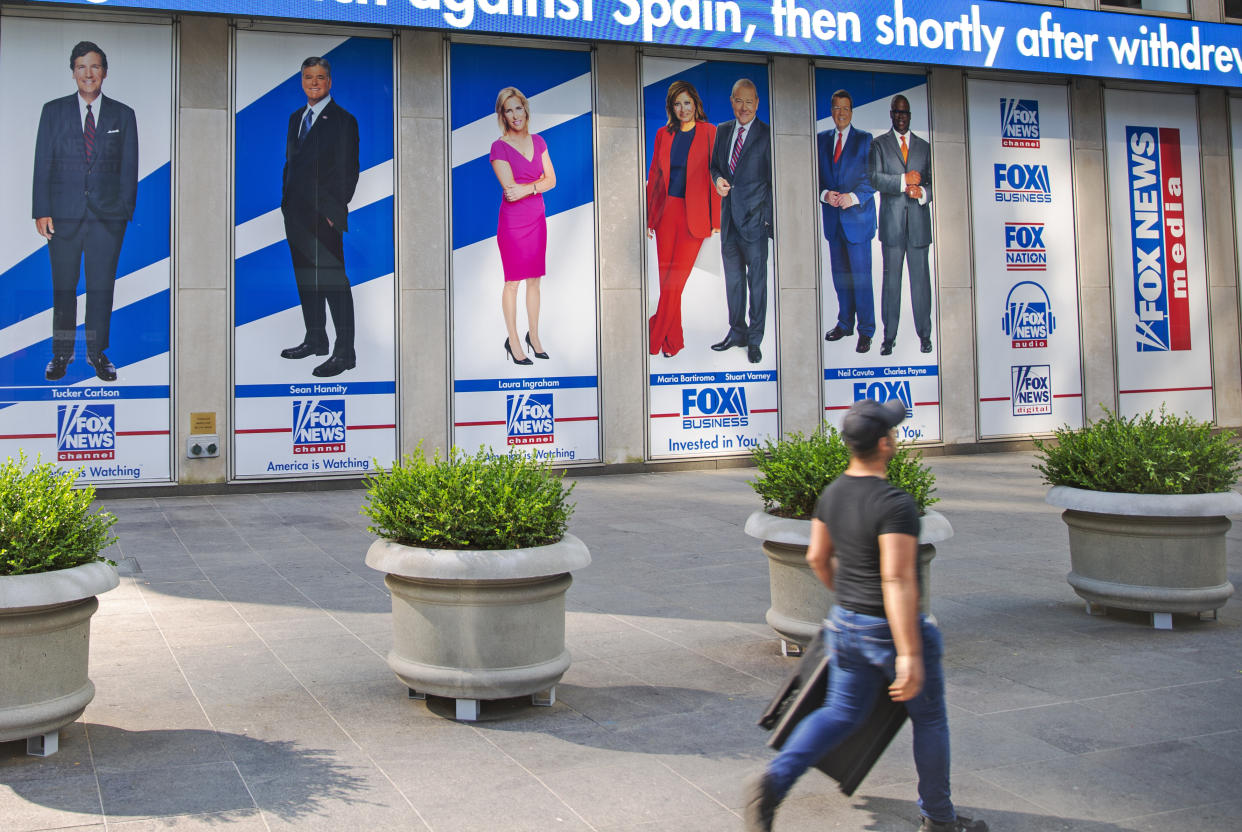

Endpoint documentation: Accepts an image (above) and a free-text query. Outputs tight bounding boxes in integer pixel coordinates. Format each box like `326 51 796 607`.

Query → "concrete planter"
744 509 950 654
0 561 119 755
1046 486 1240 629
365 534 590 721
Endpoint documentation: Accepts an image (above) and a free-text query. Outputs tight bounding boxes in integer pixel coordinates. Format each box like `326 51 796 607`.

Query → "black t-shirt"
813 474 920 617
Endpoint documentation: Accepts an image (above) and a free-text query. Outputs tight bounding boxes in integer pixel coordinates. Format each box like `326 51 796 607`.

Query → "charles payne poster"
0 18 172 483
966 79 1083 438
815 69 938 444
232 33 396 478
450 44 600 464
642 57 779 459
1104 89 1212 421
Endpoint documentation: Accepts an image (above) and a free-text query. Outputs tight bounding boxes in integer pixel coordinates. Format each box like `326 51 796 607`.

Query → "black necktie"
84 103 96 162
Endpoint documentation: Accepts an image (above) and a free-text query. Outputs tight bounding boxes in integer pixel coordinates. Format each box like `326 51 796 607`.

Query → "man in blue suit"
32 41 138 382
819 90 877 354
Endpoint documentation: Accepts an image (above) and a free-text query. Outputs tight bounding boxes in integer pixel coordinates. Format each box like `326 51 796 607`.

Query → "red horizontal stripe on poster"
236 427 292 434
650 412 680 419
0 433 55 440
751 408 779 414
1053 393 1083 399
554 416 599 423
346 424 396 430
117 430 171 437
454 420 504 427
915 401 941 407
1119 386 1212 394
979 396 1009 402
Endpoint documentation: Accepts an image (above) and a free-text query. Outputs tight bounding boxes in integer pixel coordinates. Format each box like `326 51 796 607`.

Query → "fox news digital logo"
292 399 345 454
852 380 913 419
994 163 1051 204
1011 365 1052 416
1004 223 1046 272
681 386 748 429
57 404 115 461
1000 99 1040 148
506 393 554 445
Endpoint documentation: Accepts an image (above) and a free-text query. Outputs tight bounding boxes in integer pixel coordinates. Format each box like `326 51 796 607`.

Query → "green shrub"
0 454 118 577
750 424 938 519
362 446 575 550
1034 407 1242 495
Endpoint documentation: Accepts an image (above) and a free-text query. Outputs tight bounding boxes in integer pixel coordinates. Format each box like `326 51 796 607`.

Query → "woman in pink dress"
490 86 557 365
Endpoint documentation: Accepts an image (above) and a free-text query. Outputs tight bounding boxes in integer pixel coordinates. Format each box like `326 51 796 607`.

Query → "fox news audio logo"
1011 365 1052 416
506 393 554 445
1126 126 1190 352
57 404 115 461
1004 223 1046 271
1001 281 1056 349
1000 99 1040 148
853 380 913 419
681 386 748 429
994 163 1051 204
292 399 345 454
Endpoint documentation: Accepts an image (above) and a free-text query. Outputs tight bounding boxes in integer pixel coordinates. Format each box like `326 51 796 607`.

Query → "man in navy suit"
709 78 772 364
33 41 138 382
279 56 360 378
819 89 877 354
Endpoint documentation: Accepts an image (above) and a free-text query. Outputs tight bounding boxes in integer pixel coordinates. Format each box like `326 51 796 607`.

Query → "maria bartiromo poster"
0 18 172 483
232 32 396 478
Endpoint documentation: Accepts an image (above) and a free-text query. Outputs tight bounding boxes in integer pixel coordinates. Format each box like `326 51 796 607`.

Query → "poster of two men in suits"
815 69 942 444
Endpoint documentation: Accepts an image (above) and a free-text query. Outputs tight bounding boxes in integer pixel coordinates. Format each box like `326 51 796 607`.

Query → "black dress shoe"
505 338 533 365
748 344 762 363
920 336 934 354
87 352 117 382
880 340 895 356
824 326 853 342
525 332 549 360
281 342 329 359
312 355 355 377
45 355 71 381
711 333 745 351
856 335 872 353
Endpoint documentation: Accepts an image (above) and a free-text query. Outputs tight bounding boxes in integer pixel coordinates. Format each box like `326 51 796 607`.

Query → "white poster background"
967 79 1083 437
0 18 172 483
1103 89 1212 421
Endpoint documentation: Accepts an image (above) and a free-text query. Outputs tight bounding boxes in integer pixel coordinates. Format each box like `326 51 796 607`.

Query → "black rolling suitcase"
757 629 908 796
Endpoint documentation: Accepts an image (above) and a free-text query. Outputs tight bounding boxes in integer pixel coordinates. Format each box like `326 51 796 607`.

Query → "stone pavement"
2 452 1240 831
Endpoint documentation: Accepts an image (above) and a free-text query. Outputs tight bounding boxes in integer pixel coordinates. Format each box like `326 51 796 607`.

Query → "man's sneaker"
919 814 988 832
742 771 782 832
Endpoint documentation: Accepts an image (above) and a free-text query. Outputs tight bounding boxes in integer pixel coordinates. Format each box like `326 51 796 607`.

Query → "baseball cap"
840 398 906 450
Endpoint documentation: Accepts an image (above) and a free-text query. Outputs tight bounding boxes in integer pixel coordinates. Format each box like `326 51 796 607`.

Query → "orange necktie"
900 134 908 165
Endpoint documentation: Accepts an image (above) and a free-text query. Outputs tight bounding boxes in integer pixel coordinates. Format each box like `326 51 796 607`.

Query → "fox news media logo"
57 404 115 461
681 386 748 429
1001 281 1056 349
994 163 1051 204
1004 223 1046 272
506 393 554 445
853 380 913 419
1000 98 1040 148
1011 365 1052 416
292 399 345 454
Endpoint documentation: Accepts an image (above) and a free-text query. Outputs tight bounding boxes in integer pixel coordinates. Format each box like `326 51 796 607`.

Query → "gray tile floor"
2 452 1240 831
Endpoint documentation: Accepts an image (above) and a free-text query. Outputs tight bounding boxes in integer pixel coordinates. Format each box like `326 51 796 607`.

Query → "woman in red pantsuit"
647 80 720 357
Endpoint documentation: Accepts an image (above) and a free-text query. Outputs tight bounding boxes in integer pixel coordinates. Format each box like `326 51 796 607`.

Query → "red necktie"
84 103 96 162
729 125 745 173
833 131 843 164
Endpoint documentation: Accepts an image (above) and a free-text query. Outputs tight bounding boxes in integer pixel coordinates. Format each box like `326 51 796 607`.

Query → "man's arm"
324 111 361 229
805 518 836 592
119 105 139 221
708 122 729 194
867 138 905 196
879 530 923 702
32 101 56 237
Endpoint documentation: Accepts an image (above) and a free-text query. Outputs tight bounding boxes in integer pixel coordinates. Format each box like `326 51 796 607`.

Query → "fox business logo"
681 386 748 429
994 163 1051 204
1011 365 1052 416
57 404 115 461
292 399 346 454
1004 223 1046 272
506 393 554 445
1000 98 1040 148
853 380 913 419
1001 281 1056 349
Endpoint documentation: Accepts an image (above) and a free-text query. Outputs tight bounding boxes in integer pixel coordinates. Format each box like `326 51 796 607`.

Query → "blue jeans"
766 606 955 823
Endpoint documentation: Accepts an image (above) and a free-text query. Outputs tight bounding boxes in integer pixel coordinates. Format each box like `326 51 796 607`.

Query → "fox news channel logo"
994 163 1051 204
681 386 748 429
853 380 913 419
57 403 115 461
1004 223 1046 272
1011 365 1052 416
1001 281 1056 349
292 399 346 454
506 392 554 445
1000 98 1040 148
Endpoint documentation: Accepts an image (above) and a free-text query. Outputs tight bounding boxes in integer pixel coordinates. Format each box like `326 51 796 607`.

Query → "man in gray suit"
867 94 933 356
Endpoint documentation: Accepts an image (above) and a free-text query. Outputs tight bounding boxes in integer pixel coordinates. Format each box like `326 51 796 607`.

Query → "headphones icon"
1001 281 1055 336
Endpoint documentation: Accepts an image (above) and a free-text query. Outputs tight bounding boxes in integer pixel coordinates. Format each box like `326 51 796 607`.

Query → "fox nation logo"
853 380 914 419
994 163 1051 204
292 399 346 454
57 404 115 461
1011 365 1052 416
506 393 554 445
1004 223 1046 272
1000 98 1040 148
681 386 748 429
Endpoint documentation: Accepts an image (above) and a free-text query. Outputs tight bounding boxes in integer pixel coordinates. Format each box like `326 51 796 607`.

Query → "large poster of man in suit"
816 69 941 444
0 18 172 483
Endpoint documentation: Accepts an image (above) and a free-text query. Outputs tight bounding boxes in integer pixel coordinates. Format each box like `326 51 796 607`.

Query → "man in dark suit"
818 89 877 354
709 78 772 364
868 94 934 357
280 56 360 378
33 41 138 382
